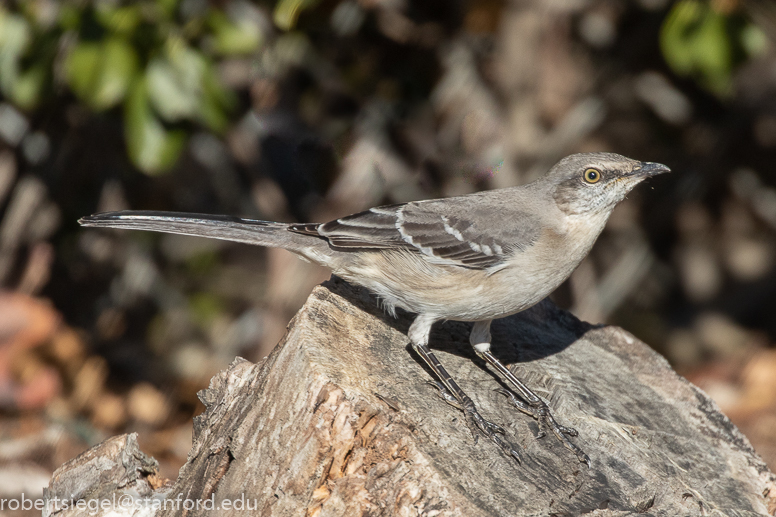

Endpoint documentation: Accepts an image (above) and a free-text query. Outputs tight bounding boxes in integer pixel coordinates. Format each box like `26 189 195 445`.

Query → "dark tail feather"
79 211 310 250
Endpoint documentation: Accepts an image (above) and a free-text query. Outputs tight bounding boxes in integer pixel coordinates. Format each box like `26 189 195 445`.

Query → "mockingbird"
80 152 669 466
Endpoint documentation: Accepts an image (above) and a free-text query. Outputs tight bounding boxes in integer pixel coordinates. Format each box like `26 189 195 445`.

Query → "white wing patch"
442 216 465 241
396 207 439 259
398 210 505 266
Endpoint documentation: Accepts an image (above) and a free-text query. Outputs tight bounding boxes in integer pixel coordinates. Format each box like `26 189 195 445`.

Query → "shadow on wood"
45 277 776 516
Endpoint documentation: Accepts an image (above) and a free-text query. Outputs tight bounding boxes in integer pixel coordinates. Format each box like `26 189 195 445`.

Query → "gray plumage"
79 152 669 466
295 200 539 268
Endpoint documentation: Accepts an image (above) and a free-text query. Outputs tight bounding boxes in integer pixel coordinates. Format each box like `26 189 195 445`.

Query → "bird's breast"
485 213 608 312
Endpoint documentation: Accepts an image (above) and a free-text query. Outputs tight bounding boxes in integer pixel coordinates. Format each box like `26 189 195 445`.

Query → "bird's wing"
290 198 540 269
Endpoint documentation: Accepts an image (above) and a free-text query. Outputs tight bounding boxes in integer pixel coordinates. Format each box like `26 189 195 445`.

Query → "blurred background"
1 0 776 508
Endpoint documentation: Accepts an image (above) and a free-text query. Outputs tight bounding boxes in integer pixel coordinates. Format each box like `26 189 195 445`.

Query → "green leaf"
273 0 320 31
65 43 100 100
147 41 233 132
660 0 732 96
156 0 180 20
0 9 32 100
58 5 81 31
199 65 234 132
95 5 142 37
208 10 262 55
741 24 768 57
11 65 47 110
0 9 49 110
147 53 203 121
125 77 186 174
0 8 31 56
65 37 139 110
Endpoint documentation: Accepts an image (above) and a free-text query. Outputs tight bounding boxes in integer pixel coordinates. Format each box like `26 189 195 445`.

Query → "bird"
79 152 669 466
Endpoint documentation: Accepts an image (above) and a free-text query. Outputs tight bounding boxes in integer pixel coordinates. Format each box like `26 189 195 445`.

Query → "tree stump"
45 277 776 516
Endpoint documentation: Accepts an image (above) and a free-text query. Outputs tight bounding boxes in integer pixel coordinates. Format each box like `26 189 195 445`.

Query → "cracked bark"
45 278 776 516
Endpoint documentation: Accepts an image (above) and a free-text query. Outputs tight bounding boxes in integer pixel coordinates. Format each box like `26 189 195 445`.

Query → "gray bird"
79 152 669 466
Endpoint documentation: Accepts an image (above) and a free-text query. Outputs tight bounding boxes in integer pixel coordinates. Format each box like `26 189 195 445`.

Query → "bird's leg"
470 320 591 467
408 315 521 462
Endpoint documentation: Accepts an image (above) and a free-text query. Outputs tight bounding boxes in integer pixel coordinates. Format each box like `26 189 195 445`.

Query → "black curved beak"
630 161 671 178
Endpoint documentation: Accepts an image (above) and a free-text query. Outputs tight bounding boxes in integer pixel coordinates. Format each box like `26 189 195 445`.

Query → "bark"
45 278 776 516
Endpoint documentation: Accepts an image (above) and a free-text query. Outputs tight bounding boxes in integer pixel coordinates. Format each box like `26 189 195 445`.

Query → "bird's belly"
334 249 574 322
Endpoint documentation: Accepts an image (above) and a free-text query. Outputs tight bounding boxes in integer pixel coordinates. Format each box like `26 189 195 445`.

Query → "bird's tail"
79 211 321 252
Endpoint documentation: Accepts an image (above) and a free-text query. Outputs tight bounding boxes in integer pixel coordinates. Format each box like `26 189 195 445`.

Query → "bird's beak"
629 161 671 178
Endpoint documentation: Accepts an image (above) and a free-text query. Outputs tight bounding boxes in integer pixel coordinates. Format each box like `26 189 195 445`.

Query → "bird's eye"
583 168 601 184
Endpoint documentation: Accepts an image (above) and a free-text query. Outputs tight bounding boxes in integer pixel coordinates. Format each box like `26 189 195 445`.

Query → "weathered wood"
46 277 776 516
43 433 166 517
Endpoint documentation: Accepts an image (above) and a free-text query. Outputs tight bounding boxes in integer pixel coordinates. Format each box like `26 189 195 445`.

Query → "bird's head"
548 152 670 216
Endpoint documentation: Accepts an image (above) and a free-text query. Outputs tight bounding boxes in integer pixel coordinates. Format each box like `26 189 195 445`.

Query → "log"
42 433 167 516
45 277 776 516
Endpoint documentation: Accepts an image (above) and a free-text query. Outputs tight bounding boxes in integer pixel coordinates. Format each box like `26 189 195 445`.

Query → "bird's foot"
432 381 521 462
463 403 522 463
497 387 590 467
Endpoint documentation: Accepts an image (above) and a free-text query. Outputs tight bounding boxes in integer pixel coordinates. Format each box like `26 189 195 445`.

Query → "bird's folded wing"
291 200 540 269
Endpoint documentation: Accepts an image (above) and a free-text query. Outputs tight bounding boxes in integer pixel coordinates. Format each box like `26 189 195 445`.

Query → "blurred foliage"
273 0 320 31
660 0 767 96
188 291 226 326
0 0 261 174
3 0 768 174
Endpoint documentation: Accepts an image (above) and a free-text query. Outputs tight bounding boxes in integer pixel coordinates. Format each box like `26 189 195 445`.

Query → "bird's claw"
463 404 521 463
497 387 590 467
432 381 521 462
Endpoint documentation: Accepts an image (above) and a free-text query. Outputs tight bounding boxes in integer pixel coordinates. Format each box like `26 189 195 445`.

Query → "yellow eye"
583 168 601 183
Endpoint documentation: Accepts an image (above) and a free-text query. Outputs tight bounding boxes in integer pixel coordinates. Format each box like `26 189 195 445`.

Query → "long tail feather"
79 211 308 250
